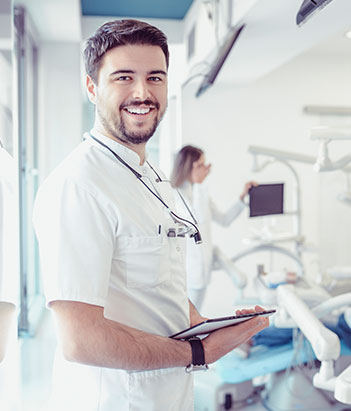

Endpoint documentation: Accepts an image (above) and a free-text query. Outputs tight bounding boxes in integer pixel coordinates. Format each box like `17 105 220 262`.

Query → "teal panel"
81 0 194 20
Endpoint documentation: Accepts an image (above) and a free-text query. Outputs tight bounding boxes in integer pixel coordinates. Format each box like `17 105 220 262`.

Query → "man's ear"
86 75 97 104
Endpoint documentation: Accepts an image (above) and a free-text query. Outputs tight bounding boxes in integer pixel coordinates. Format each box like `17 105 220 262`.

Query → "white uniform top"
33 130 193 411
179 181 245 289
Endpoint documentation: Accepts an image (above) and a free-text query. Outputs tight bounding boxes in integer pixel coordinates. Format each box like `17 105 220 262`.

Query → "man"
33 19 268 411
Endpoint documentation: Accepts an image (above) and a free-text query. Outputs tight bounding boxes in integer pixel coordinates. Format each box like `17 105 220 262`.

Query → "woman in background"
171 145 256 311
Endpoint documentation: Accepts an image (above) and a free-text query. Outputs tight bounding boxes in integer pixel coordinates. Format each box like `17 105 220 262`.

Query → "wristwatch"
185 337 209 373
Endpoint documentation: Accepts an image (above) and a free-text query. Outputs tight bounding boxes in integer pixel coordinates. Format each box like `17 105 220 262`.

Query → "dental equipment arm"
337 172 351 206
313 139 351 172
248 146 315 165
310 126 351 140
231 244 305 277
276 285 351 404
311 127 351 172
276 285 340 360
212 246 247 289
326 266 351 280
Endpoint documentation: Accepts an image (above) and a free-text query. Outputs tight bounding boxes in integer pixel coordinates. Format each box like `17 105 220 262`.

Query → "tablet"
169 309 276 340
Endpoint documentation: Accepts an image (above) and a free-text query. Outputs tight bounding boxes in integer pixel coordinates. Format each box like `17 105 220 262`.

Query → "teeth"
126 107 151 115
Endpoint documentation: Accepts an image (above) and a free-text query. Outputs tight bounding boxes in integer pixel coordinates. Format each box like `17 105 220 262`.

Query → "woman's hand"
191 159 211 184
239 181 258 201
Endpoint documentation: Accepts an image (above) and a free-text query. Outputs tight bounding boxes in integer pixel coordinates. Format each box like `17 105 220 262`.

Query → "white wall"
181 46 351 316
38 43 82 179
0 52 12 151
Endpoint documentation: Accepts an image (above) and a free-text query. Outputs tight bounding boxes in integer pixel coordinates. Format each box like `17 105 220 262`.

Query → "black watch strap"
188 337 205 365
186 337 208 372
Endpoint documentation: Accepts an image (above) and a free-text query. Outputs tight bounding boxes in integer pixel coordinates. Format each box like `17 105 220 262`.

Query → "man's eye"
116 76 131 81
148 77 162 82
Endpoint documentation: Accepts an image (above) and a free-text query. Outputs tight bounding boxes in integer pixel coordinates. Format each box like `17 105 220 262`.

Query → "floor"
20 310 56 411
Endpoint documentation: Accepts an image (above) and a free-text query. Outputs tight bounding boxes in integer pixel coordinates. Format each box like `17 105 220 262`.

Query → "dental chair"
273 285 351 406
195 141 351 409
194 281 351 411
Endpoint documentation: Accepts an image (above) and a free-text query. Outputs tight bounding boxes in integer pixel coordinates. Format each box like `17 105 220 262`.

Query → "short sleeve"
33 179 116 307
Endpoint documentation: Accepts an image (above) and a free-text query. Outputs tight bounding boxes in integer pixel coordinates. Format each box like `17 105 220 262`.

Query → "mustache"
120 99 160 110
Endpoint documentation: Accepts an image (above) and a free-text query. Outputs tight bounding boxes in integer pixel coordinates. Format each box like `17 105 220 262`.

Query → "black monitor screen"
249 183 284 218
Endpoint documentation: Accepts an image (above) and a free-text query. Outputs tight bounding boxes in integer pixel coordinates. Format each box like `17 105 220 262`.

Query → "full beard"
97 105 163 145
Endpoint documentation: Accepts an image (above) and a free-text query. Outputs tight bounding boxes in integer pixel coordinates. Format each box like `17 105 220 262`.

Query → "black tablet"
249 183 284 217
169 309 276 340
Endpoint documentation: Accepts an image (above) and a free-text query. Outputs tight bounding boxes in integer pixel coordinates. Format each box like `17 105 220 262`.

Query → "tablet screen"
249 184 284 217
170 309 276 340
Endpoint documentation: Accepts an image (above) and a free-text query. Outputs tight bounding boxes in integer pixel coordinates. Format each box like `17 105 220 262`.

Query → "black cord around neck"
90 135 142 179
89 134 201 242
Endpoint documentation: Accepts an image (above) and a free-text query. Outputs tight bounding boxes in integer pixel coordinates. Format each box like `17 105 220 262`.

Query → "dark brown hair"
84 19 169 84
171 145 204 188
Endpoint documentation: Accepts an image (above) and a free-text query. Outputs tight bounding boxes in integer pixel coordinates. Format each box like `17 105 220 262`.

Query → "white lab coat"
33 131 193 411
179 182 245 292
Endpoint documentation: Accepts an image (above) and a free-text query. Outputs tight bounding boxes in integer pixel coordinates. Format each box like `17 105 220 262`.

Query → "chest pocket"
114 235 170 288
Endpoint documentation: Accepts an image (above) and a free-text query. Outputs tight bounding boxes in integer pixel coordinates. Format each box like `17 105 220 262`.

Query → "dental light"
310 126 351 172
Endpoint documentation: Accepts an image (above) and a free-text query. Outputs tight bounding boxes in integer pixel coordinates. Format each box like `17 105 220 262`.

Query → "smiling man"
88 43 168 150
33 20 268 411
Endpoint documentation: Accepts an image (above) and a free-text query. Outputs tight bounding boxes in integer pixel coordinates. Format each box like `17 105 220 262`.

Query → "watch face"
185 364 209 373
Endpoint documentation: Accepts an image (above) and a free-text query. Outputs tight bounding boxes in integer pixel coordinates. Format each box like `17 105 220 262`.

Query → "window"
14 6 42 336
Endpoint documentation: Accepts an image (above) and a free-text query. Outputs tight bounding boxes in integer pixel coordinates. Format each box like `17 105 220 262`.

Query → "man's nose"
132 79 150 101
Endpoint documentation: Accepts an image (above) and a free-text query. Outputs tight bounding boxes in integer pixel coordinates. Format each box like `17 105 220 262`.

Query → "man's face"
88 44 168 145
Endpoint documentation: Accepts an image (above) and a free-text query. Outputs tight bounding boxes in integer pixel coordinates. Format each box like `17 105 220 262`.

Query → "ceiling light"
345 31 351 39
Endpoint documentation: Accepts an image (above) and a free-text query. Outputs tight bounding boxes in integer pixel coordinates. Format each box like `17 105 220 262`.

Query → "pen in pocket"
158 225 161 234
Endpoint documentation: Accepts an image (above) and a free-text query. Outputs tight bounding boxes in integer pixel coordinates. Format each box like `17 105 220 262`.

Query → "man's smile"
124 106 154 115
121 99 159 118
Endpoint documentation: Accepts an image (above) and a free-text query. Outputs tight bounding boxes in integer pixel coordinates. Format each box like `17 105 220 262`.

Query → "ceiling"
11 0 351 88
208 0 351 84
81 0 194 20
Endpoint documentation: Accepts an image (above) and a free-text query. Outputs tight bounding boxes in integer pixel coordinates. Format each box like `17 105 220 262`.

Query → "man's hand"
239 181 258 201
50 300 268 371
189 299 207 327
202 305 269 364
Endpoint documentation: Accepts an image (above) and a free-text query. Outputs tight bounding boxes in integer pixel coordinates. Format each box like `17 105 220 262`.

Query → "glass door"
14 5 42 336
